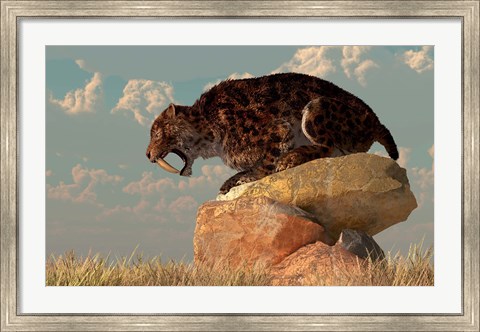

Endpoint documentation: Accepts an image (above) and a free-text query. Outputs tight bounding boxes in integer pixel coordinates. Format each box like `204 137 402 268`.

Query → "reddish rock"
269 240 365 286
194 196 334 269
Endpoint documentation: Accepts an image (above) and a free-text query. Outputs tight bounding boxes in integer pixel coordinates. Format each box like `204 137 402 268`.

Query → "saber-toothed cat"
146 73 398 194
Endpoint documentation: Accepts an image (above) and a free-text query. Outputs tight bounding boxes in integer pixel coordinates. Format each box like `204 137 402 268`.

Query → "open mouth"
155 149 188 176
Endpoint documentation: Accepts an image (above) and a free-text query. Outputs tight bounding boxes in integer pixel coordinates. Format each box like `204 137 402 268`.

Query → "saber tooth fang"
156 158 180 174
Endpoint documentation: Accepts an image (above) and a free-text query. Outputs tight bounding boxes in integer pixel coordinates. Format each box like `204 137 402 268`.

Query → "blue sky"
46 46 434 261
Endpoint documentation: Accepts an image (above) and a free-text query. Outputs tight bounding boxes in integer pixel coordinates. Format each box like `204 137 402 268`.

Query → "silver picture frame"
1 1 478 331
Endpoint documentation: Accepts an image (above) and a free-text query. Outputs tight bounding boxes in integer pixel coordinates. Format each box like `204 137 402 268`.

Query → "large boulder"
194 196 334 269
217 153 417 240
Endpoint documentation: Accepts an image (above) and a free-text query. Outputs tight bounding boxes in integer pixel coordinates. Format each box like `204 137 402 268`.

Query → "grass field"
46 242 433 286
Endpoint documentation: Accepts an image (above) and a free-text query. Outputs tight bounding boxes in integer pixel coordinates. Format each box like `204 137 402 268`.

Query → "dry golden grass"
46 243 433 286
46 249 271 286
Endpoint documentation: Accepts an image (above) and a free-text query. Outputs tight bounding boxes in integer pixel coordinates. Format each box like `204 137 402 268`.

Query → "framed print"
1 1 478 331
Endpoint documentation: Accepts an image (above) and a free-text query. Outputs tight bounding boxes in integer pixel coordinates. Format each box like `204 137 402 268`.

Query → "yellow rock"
217 153 417 240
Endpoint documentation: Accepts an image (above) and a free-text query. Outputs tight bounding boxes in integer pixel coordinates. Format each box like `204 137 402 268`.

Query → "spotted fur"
146 73 398 194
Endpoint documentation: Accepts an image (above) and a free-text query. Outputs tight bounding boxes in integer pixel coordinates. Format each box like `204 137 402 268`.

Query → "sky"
46 46 434 262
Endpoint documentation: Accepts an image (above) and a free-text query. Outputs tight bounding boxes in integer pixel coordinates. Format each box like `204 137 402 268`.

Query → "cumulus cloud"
341 46 379 86
428 144 434 171
396 147 412 169
353 59 379 86
153 198 167 212
371 146 410 168
409 144 434 207
273 46 378 86
103 199 150 216
75 59 89 71
179 164 235 189
411 166 434 190
97 199 167 223
273 46 338 78
111 79 175 126
49 72 103 114
101 163 233 225
122 172 177 196
124 165 234 197
168 196 199 223
402 46 434 73
169 196 198 213
373 145 433 208
203 72 254 92
59 162 224 228
168 195 198 214
201 164 233 179
47 164 123 205
99 191 199 225
342 47 372 75
411 145 434 190
97 193 198 225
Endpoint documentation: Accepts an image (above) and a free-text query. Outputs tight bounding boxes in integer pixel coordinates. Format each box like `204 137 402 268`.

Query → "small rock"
194 196 334 269
339 229 385 261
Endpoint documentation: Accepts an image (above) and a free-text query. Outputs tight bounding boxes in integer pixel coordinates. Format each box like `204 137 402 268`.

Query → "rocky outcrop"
194 153 417 285
217 153 417 240
194 196 334 269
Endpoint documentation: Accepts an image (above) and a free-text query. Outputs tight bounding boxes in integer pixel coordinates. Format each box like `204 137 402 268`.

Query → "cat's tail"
375 123 399 160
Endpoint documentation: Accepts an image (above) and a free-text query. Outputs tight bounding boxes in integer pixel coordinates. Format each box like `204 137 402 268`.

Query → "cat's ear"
165 103 176 119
